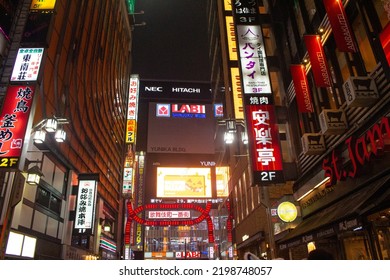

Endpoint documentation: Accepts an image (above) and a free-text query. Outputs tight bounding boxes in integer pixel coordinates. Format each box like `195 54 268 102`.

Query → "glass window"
36 187 50 207
343 235 372 260
36 186 62 215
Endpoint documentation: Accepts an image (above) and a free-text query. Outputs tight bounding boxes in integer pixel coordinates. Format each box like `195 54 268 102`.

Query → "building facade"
267 0 390 259
0 0 133 259
212 0 389 260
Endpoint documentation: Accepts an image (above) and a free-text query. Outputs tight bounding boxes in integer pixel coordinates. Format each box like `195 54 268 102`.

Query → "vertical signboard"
0 85 35 169
231 67 244 119
322 0 357 53
245 101 284 184
290 64 314 113
232 0 284 185
74 174 98 234
134 154 145 248
10 48 44 82
380 22 390 67
237 24 272 94
304 35 332 88
126 75 139 144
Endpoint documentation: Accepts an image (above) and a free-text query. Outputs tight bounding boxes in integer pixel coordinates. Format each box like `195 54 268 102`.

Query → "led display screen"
156 167 212 198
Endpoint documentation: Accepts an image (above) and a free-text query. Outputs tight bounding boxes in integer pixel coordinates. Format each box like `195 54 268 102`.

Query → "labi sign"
322 116 390 186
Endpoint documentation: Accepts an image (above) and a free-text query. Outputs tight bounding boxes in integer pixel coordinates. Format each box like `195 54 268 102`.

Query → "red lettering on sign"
323 117 390 186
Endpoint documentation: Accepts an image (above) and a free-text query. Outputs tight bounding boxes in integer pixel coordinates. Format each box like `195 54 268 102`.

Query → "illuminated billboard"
0 85 35 169
74 177 98 232
125 75 139 143
156 167 212 198
147 103 215 154
10 48 44 82
245 102 284 184
216 166 229 197
30 0 56 10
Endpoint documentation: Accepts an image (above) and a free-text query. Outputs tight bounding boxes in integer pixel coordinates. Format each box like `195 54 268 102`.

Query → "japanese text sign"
0 85 35 168
74 179 97 230
245 100 284 184
10 48 44 82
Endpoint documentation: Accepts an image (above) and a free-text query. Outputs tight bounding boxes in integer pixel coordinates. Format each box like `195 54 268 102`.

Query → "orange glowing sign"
30 0 56 10
156 167 212 198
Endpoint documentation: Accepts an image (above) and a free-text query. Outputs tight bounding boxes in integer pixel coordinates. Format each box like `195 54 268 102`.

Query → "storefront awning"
236 232 264 249
278 174 390 244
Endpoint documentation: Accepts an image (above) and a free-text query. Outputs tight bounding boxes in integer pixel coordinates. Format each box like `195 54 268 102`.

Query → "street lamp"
32 117 69 144
33 130 46 144
219 119 248 145
44 118 57 132
54 127 66 142
26 165 44 185
100 219 111 232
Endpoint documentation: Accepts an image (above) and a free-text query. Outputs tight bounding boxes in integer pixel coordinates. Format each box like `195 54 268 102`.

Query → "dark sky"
131 0 211 82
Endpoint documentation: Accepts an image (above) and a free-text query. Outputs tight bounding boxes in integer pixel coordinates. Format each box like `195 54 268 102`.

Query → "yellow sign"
225 16 237 61
30 0 56 10
30 0 57 10
164 175 206 197
231 67 244 119
277 202 298 222
126 119 137 143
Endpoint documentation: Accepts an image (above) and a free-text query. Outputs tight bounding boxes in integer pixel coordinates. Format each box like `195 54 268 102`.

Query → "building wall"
268 0 390 259
0 0 133 259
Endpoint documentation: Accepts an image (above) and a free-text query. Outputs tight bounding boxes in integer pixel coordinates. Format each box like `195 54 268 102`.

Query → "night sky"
131 0 211 82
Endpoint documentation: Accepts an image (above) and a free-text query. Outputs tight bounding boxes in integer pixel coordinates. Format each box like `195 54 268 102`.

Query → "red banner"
245 104 284 184
380 22 390 67
304 35 332 88
323 0 357 53
290 64 314 113
0 85 35 168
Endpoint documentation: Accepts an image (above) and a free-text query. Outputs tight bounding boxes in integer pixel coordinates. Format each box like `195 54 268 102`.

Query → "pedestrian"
307 248 334 260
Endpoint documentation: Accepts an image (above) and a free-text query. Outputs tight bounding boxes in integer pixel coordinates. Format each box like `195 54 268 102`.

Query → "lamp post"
219 118 275 259
32 117 69 144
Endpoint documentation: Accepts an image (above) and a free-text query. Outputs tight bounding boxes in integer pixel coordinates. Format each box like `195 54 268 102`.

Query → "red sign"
380 22 390 67
0 85 35 168
172 104 206 114
245 104 284 184
322 116 390 186
126 202 215 244
323 0 357 53
176 251 201 259
290 64 314 113
304 35 332 88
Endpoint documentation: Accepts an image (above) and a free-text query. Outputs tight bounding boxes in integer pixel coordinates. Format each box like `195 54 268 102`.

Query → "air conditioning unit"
343 76 378 107
301 133 326 155
319 109 348 135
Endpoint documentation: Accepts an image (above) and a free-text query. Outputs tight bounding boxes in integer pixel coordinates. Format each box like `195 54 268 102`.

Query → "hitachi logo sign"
171 87 201 93
145 86 163 92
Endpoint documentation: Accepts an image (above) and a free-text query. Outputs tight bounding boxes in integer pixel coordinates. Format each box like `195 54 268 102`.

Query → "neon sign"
323 116 390 186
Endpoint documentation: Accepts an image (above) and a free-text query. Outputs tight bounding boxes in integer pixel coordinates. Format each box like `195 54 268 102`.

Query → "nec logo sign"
145 86 163 92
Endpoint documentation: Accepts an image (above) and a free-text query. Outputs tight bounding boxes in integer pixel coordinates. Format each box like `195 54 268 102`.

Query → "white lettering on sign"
200 161 216 166
145 86 163 92
171 87 201 93
148 211 191 219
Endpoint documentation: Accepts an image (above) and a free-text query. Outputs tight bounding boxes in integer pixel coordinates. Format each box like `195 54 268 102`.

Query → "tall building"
269 0 390 260
0 0 134 259
211 0 389 260
210 1 297 259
